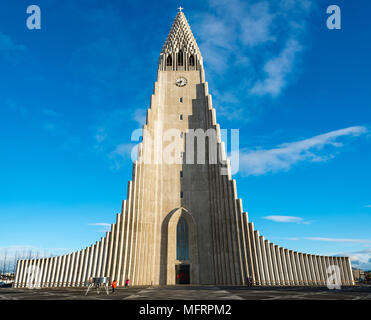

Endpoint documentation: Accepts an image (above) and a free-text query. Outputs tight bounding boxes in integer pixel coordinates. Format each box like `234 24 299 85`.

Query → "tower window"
179 97 183 103
166 55 172 66
180 114 183 120
177 51 183 66
180 192 184 198
189 55 195 66
176 217 189 261
180 171 183 178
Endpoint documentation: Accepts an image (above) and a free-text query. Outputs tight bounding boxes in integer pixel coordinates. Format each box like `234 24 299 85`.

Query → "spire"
159 10 203 71
161 11 201 57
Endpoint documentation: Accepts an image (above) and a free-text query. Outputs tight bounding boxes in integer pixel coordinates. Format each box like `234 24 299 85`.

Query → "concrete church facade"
14 11 354 288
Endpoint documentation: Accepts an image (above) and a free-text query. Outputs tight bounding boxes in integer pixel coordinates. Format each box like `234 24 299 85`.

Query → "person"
112 280 117 293
125 279 130 288
246 277 252 287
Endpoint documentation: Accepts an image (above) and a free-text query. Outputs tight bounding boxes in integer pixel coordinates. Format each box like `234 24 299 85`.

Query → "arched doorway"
161 208 199 285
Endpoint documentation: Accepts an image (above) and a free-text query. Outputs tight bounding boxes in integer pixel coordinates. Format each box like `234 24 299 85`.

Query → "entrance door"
175 264 190 284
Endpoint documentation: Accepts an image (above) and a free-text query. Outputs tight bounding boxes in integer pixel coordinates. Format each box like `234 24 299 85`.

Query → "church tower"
14 10 354 288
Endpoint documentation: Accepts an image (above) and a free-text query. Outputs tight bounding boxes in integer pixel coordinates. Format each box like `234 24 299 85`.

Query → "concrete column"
330 256 341 286
71 251 80 286
324 256 331 286
64 254 71 287
20 260 27 288
62 255 70 287
56 256 64 287
127 174 139 285
49 257 57 287
310 255 320 285
298 253 307 285
284 249 294 286
116 213 127 285
92 242 99 278
264 240 275 285
132 163 145 286
249 223 260 285
240 209 254 286
280 248 289 286
38 258 45 287
316 256 325 286
254 231 265 285
225 178 243 285
289 251 299 286
13 260 21 288
336 257 345 286
270 243 280 286
208 163 220 284
340 257 350 285
97 238 104 278
17 259 26 288
274 246 283 286
77 250 85 287
318 256 326 286
66 253 74 287
110 214 120 283
260 236 270 285
303 253 312 286
106 223 117 282
346 257 355 285
18 259 26 288
45 258 52 287
309 254 318 286
87 245 95 281
60 255 68 287
22 259 31 288
293 252 303 286
81 248 90 286
338 257 345 285
49 257 56 287
329 256 337 285
102 233 110 278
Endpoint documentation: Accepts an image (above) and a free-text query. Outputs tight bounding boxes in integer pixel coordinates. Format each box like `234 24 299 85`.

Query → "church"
14 10 354 288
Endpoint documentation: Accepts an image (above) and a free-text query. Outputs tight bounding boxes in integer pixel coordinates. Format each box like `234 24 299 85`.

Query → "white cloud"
337 249 371 270
108 143 137 170
264 215 310 224
240 2 276 47
305 237 371 244
0 31 26 62
249 39 302 96
239 126 368 176
42 108 58 117
88 223 111 233
0 246 72 261
88 223 111 227
194 0 313 109
133 108 146 127
44 121 56 132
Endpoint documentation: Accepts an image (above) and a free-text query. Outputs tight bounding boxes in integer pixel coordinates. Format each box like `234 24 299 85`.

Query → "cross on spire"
178 6 183 12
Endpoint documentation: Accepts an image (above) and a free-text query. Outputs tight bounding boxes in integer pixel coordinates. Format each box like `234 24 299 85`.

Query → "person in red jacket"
125 279 130 288
111 280 117 293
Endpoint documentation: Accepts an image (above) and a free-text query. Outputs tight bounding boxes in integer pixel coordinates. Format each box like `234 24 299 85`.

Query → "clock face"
175 77 187 87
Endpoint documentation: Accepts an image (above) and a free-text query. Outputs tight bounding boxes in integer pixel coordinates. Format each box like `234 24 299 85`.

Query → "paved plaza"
1 285 370 300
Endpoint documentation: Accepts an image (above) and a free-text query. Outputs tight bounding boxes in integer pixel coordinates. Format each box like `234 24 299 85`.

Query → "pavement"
1 285 371 300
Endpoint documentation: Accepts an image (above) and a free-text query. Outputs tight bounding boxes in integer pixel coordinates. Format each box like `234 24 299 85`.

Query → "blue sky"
0 0 370 269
